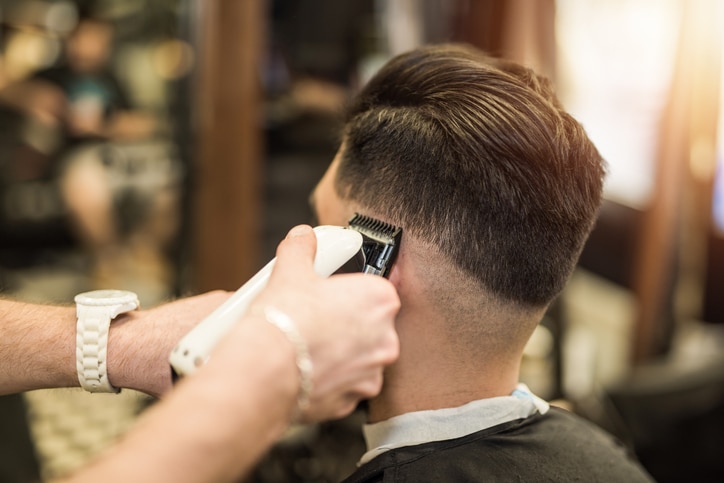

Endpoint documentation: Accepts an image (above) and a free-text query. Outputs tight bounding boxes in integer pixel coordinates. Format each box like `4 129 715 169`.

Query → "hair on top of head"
335 43 606 308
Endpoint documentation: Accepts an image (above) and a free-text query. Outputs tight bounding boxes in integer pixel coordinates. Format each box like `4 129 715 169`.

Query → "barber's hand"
252 225 400 423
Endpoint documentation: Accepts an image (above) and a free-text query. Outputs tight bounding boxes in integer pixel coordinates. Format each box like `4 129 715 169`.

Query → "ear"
387 250 404 290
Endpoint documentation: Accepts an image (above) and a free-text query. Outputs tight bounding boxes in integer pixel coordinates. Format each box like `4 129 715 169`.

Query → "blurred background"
0 0 723 481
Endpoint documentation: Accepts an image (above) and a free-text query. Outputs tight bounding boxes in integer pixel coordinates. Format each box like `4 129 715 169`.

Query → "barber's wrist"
237 313 301 423
106 310 172 397
260 306 313 420
105 311 141 393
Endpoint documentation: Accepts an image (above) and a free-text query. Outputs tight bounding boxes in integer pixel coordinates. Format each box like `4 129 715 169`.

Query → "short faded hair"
335 43 605 307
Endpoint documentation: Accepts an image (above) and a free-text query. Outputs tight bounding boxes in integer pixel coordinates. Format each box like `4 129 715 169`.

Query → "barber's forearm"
106 310 171 397
0 292 229 397
0 298 176 396
0 299 77 394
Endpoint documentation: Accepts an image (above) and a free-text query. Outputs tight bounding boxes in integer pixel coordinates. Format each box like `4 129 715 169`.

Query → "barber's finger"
272 225 318 279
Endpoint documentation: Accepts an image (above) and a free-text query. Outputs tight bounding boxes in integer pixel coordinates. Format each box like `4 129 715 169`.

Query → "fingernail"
287 225 312 238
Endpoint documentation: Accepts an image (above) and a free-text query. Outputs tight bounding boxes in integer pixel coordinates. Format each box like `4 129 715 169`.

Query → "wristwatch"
75 289 140 393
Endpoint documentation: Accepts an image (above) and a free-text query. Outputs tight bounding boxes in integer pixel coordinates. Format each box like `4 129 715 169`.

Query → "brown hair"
336 43 605 307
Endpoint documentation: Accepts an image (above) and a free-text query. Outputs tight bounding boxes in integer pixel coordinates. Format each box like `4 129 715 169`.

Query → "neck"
366 319 523 423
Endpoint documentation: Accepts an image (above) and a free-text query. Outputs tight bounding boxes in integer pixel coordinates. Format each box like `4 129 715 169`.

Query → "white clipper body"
169 225 364 378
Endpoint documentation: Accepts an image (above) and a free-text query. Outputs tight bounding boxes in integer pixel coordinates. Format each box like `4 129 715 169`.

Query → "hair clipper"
169 214 402 380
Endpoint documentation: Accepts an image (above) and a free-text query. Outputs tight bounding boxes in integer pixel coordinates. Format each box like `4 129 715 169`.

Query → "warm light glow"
3 29 61 82
153 39 195 80
44 1 78 34
556 0 682 209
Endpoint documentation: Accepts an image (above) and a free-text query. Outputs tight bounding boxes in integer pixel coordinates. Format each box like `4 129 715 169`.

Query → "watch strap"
75 290 139 393
76 313 117 393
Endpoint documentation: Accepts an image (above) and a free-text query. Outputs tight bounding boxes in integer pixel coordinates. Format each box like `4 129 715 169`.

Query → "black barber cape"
341 407 654 482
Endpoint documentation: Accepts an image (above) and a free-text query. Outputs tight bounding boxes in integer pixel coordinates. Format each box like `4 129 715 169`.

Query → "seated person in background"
33 14 159 279
0 12 171 292
0 13 156 177
309 43 654 482
28 13 154 148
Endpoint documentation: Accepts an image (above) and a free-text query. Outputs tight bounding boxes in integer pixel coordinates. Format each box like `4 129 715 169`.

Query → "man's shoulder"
342 408 654 483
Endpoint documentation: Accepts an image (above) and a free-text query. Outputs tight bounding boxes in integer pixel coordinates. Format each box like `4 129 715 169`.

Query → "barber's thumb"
275 224 317 269
286 224 314 240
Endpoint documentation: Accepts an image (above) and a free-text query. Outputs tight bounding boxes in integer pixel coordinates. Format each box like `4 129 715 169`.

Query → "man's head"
315 43 605 311
312 44 605 414
66 16 115 73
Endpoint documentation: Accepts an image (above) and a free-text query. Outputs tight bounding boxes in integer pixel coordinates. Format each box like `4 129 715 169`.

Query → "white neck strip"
359 383 549 465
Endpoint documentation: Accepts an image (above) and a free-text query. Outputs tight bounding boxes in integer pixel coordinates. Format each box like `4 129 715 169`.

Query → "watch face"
75 290 139 307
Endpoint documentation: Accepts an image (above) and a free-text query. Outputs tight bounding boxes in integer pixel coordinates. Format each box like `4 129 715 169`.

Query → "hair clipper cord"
348 213 402 278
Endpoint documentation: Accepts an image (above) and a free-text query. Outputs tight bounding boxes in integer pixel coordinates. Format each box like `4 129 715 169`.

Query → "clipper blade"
348 213 402 278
